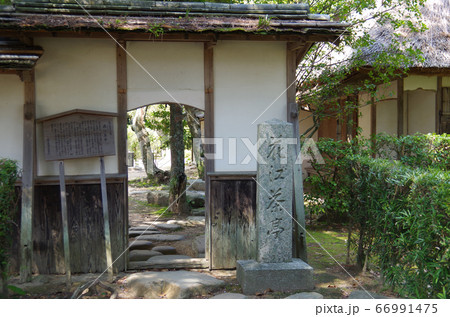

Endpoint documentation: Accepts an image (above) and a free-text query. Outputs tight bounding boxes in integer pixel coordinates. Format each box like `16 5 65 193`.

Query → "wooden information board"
43 113 115 161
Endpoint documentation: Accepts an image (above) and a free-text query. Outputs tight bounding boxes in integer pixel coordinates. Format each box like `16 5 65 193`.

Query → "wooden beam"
295 43 313 66
20 69 35 283
436 76 442 133
116 40 128 174
100 157 114 280
397 78 404 137
287 45 307 262
58 161 71 286
204 42 214 269
1 29 339 43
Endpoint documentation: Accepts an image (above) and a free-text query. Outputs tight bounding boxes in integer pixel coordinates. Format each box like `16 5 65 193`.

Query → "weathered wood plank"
20 69 35 282
235 180 257 260
59 161 71 285
100 157 114 280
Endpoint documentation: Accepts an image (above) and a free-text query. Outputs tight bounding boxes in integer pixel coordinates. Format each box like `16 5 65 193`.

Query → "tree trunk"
130 107 159 177
169 104 188 214
185 106 204 179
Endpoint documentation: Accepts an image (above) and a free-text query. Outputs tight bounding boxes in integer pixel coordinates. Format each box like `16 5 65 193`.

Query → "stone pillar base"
236 258 314 295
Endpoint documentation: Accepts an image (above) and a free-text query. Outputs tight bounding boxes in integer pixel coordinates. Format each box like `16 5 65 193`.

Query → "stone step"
138 234 185 242
128 256 208 270
152 245 177 255
120 270 223 299
129 230 159 237
129 250 162 262
128 240 153 251
153 223 182 231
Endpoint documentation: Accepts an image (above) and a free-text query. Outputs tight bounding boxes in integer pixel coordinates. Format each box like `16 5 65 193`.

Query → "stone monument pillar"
237 119 313 295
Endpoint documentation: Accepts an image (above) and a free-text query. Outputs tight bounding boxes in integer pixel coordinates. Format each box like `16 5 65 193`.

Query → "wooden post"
370 96 377 136
436 76 442 133
100 157 114 280
20 69 35 283
58 161 71 286
287 44 307 262
204 41 215 269
116 40 128 270
397 78 404 137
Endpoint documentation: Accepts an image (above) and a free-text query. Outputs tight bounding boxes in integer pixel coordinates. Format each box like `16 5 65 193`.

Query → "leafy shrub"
305 134 449 298
0 158 19 298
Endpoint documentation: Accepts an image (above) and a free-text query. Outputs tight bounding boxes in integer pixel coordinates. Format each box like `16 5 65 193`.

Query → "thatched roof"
0 1 348 37
358 0 450 69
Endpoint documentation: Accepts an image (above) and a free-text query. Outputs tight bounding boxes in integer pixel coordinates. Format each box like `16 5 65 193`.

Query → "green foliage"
305 134 449 298
143 104 192 151
0 0 12 5
0 159 19 296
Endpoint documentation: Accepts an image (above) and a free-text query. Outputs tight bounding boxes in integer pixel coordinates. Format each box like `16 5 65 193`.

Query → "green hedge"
305 134 450 298
0 158 19 298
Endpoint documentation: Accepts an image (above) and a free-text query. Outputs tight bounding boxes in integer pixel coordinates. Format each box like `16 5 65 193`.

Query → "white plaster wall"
442 76 450 87
376 99 397 136
0 74 23 166
376 81 397 100
407 89 436 134
358 92 371 138
127 42 204 110
404 75 437 91
34 38 118 175
214 41 287 172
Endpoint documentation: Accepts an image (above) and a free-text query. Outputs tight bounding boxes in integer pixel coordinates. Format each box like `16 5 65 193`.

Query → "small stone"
286 292 323 299
147 190 170 206
191 208 205 216
143 234 185 242
188 179 205 191
187 192 205 208
348 290 389 299
129 240 153 250
152 246 177 255
194 235 205 257
186 216 205 224
154 223 182 231
129 250 162 261
210 293 247 299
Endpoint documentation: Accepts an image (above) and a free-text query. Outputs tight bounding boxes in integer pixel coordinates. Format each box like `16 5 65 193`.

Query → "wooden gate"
208 173 257 269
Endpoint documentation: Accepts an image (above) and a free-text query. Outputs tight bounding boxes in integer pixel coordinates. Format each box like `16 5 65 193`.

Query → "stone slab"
142 234 185 242
256 119 294 263
129 230 159 237
153 223 182 231
128 240 153 250
128 250 162 262
236 258 314 295
191 208 205 216
210 293 247 299
188 179 205 191
130 226 157 231
193 235 205 257
152 245 177 255
286 292 323 299
122 270 224 299
134 235 164 241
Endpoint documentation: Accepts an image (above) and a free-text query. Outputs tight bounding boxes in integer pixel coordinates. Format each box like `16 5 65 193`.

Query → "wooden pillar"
287 43 307 262
397 78 404 137
204 42 215 268
370 96 377 136
117 40 128 174
116 40 128 270
20 69 35 283
436 76 442 133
